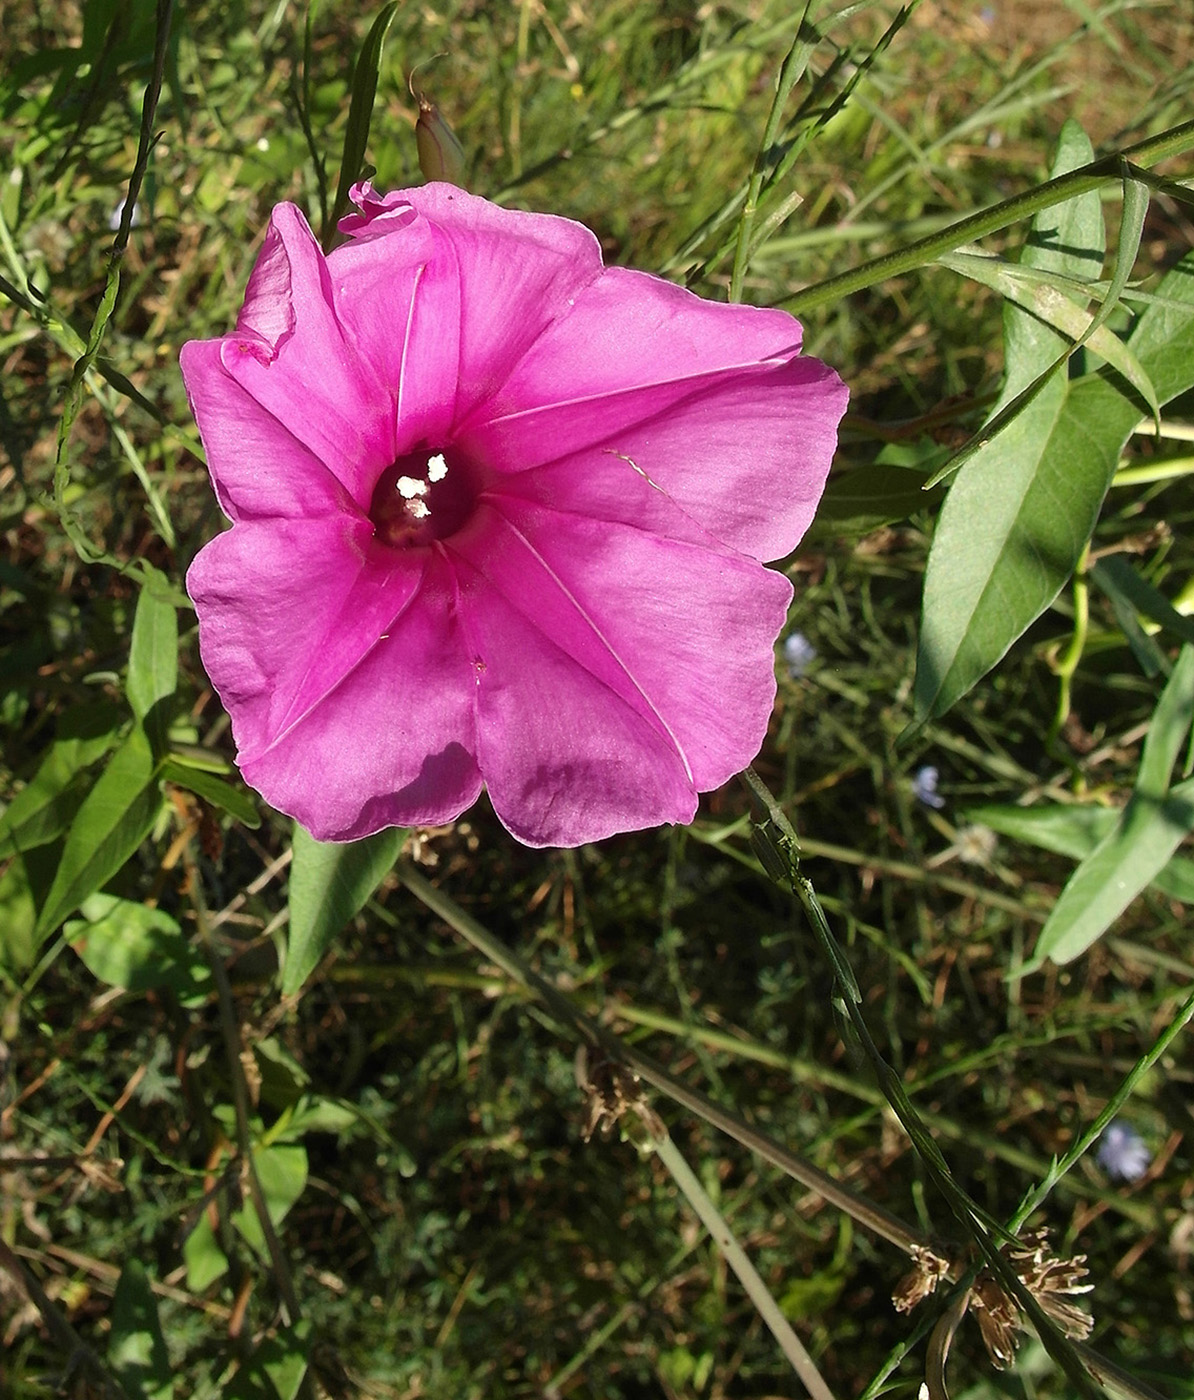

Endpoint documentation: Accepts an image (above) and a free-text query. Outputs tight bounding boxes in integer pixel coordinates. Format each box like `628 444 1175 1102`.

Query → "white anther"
406 499 431 519
427 452 448 482
396 475 428 499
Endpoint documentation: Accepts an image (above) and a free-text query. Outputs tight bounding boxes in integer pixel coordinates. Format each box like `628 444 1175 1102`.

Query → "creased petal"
217 203 396 506
179 340 358 524
485 266 806 410
328 215 460 451
466 356 847 560
391 183 606 417
449 502 791 846
187 515 404 756
189 535 480 839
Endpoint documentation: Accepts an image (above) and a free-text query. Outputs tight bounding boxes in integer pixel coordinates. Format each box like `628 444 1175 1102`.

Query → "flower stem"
651 1129 837 1400
785 119 1194 317
396 860 927 1257
740 766 1106 1400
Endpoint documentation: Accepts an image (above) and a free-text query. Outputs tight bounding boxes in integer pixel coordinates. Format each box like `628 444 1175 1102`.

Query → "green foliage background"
3 1 1194 1397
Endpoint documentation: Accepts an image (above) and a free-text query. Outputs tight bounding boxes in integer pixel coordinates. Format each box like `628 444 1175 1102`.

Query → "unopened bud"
415 93 466 186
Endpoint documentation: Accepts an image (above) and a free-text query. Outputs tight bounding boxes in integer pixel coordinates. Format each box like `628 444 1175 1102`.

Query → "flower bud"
415 93 466 186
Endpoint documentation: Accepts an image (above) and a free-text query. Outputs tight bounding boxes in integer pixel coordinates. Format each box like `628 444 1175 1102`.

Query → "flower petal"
189 532 480 839
328 211 461 451
179 340 358 524
391 184 606 418
216 203 397 506
449 501 792 846
484 265 804 406
466 355 846 560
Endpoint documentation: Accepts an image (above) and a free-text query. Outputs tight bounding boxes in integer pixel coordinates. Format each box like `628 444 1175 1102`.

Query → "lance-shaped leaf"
127 569 179 757
34 728 163 945
964 802 1194 903
912 155 1194 728
1026 646 1194 969
283 823 406 995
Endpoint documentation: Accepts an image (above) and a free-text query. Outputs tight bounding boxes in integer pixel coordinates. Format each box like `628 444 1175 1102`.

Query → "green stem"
785 119 1194 316
1047 547 1091 752
396 860 926 1258
740 766 1106 1400
728 4 815 303
187 841 303 1330
652 1130 836 1399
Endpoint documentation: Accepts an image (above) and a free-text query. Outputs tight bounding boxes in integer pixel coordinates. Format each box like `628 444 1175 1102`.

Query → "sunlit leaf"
963 802 1194 904
34 729 164 945
126 568 179 756
283 823 405 995
66 893 210 999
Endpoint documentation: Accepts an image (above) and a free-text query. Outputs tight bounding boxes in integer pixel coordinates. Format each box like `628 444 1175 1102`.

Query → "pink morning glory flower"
181 182 847 847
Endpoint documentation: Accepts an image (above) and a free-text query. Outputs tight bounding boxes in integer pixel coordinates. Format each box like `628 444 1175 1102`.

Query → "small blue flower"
912 765 946 810
1096 1121 1151 1182
782 631 816 679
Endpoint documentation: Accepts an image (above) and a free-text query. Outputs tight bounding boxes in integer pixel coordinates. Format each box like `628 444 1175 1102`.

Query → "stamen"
396 475 428 499
427 452 448 482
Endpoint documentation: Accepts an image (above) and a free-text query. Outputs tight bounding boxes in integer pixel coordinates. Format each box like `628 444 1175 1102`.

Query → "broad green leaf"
324 2 400 246
108 1259 173 1400
0 701 122 858
1027 773 1194 969
127 570 179 754
0 852 42 973
283 823 405 995
159 757 261 828
1027 650 1194 967
34 729 163 945
912 239 1194 727
963 802 1194 904
244 1321 312 1400
66 894 210 999
232 1144 308 1258
182 1209 228 1292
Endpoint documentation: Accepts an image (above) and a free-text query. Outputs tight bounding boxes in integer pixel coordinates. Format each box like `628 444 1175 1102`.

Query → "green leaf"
963 802 1194 904
127 570 179 754
1027 649 1194 967
0 702 122 858
159 757 261 828
0 852 43 974
182 1209 228 1293
1027 773 1194 969
807 453 946 540
34 729 163 945
911 238 1194 729
324 2 400 247
249 1321 312 1400
283 823 405 995
232 1144 308 1258
1091 556 1194 653
66 894 210 999
938 247 1157 415
1136 645 1194 796
108 1259 173 1400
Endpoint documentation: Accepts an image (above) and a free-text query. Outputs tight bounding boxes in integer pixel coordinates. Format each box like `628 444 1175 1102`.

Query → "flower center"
369 446 476 548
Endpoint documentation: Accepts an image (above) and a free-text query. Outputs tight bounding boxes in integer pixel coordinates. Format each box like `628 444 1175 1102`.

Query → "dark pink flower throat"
369 445 477 548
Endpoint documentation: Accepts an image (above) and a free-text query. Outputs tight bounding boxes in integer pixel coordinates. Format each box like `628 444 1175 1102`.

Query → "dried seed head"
893 1246 952 1313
